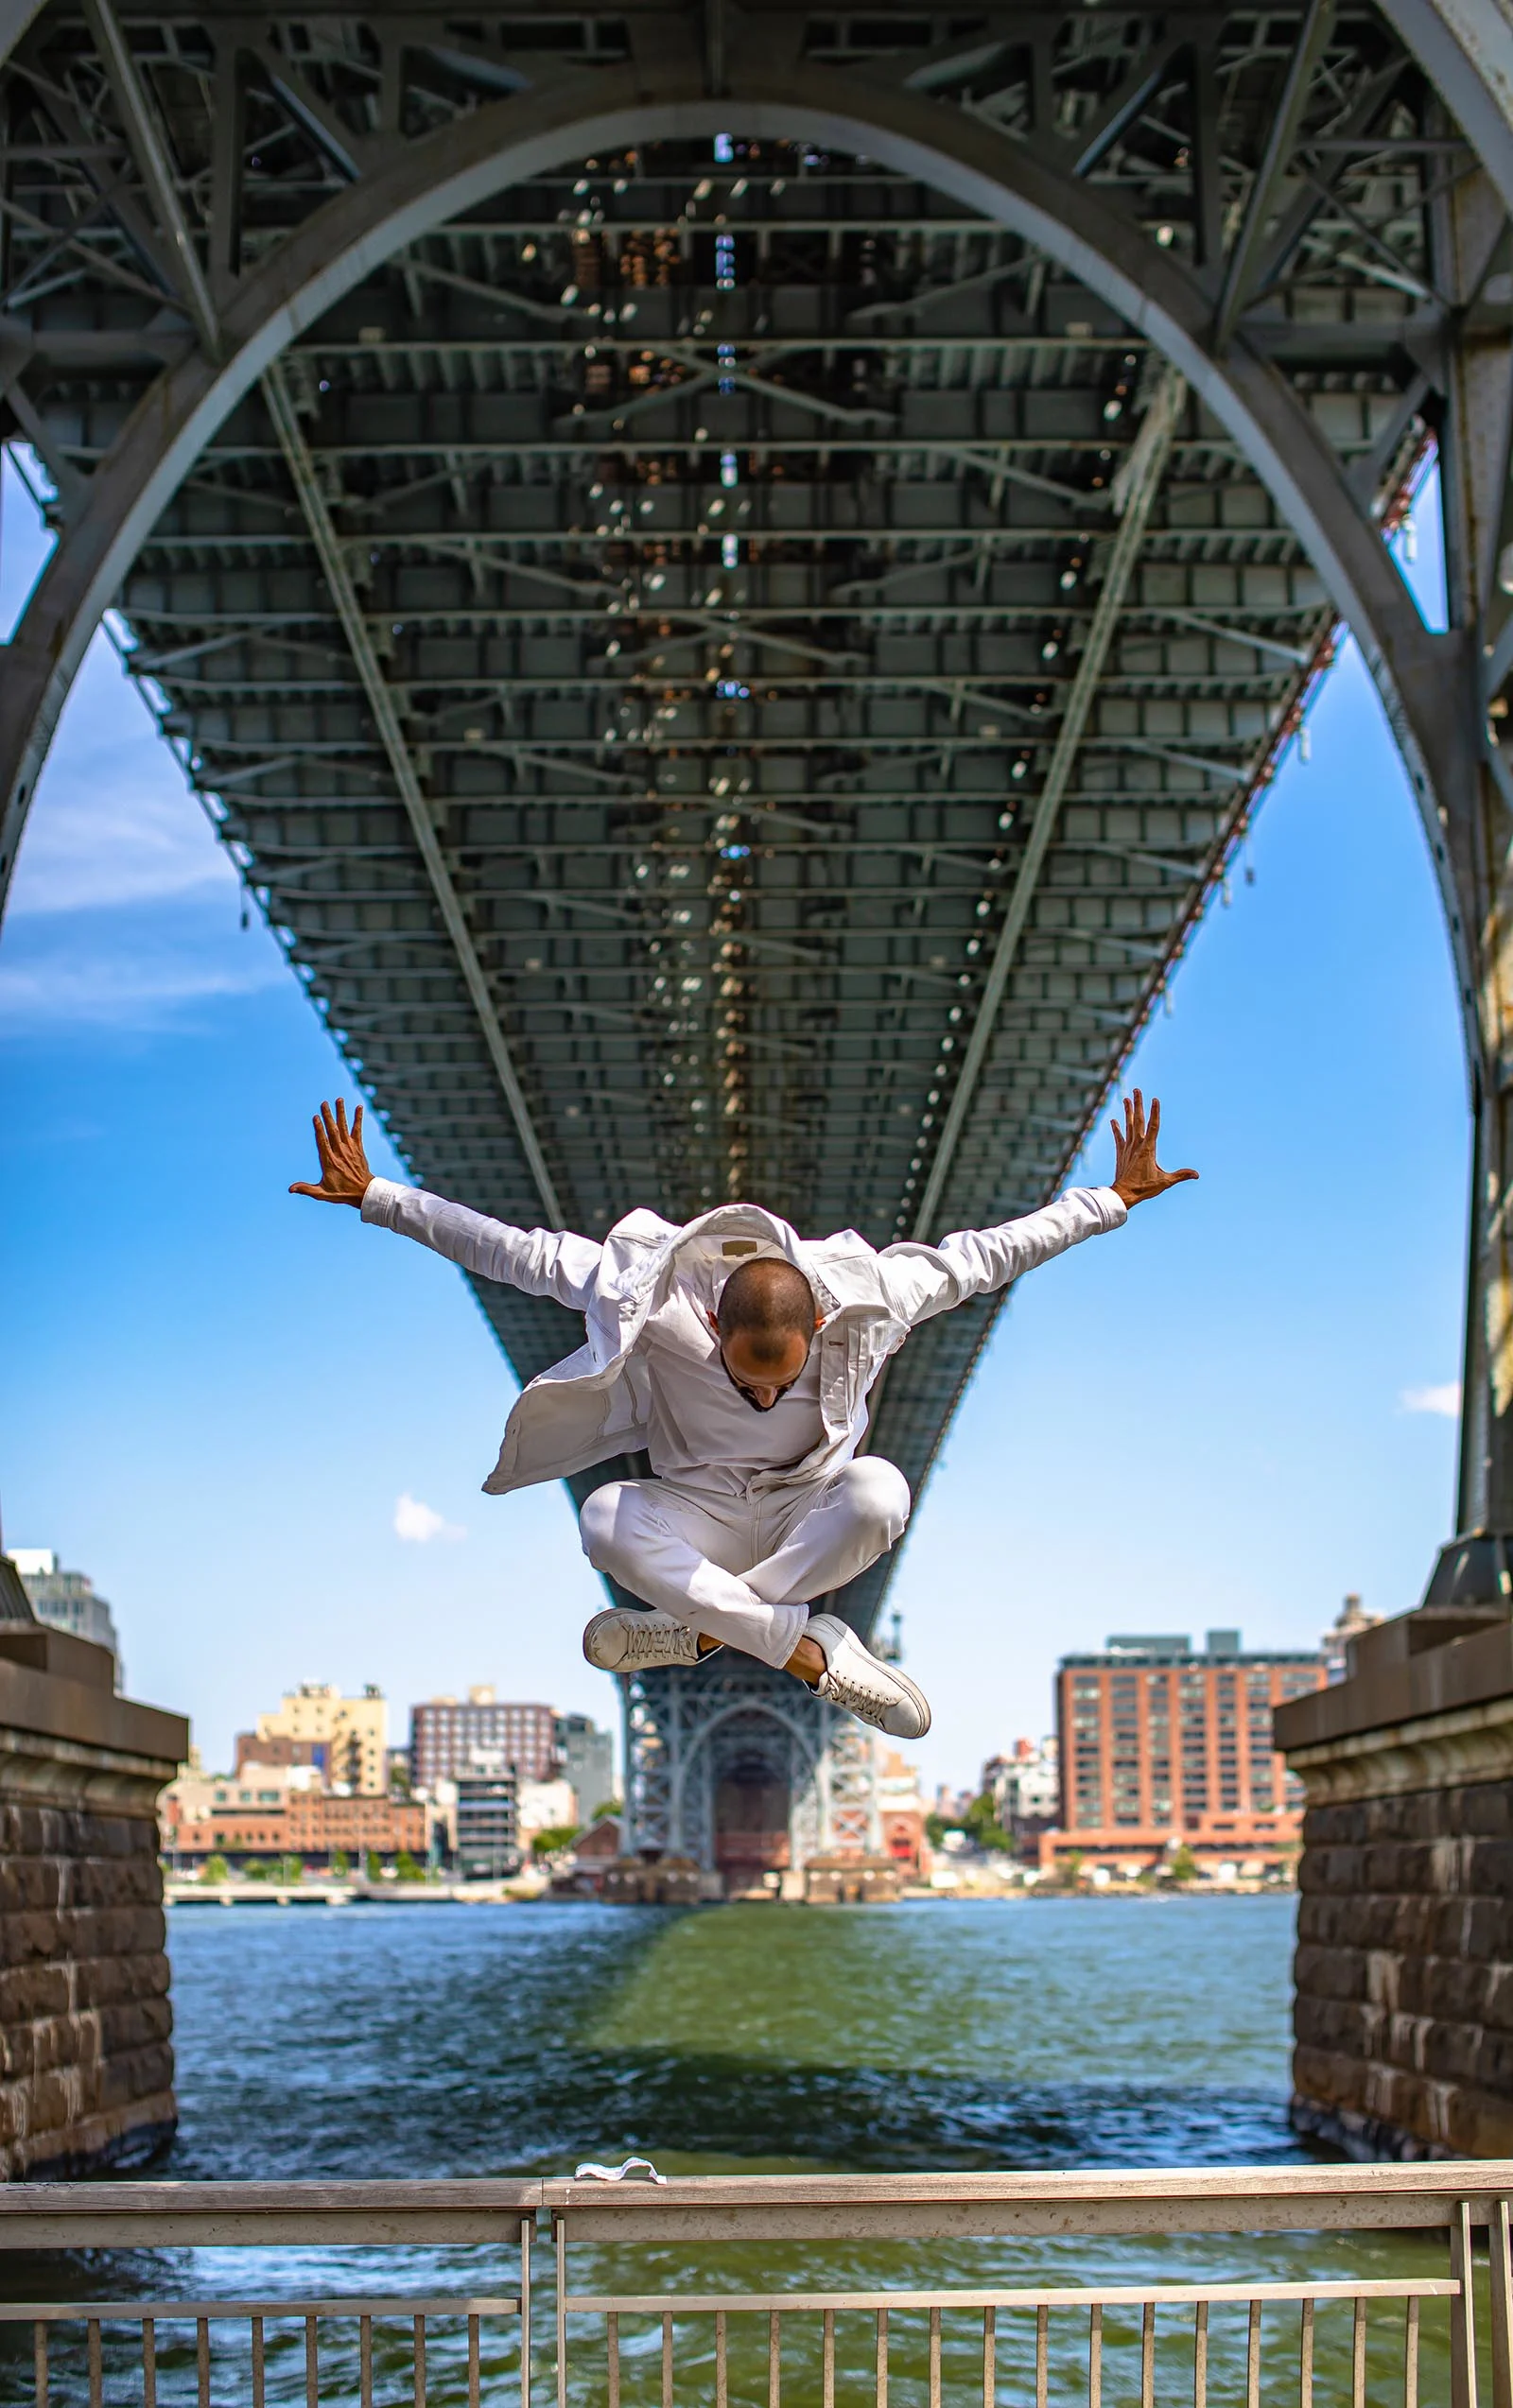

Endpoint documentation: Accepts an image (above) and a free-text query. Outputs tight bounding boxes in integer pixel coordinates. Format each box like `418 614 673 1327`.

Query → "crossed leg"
579 1458 912 1673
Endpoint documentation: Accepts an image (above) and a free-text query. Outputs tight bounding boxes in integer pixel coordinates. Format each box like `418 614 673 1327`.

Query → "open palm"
289 1098 373 1207
1109 1090 1197 1208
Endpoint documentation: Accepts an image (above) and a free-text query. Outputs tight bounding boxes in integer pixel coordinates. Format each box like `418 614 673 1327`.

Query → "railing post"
1489 2198 1512 2408
554 2213 568 2408
519 2214 532 2408
1452 2200 1481 2408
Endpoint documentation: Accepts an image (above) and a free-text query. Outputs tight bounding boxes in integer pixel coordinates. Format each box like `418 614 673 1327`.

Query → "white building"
7 1548 121 1672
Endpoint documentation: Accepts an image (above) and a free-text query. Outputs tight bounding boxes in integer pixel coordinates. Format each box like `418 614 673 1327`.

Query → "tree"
592 1798 622 1822
1059 1850 1085 1891
925 1811 949 1848
1167 1844 1199 1886
202 1853 230 1884
962 1790 1010 1849
365 1849 382 1882
394 1849 426 1881
330 1848 350 1877
280 1855 303 1884
531 1825 580 1861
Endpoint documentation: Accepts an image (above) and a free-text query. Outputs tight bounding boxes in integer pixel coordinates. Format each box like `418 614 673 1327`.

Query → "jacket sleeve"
359 1178 603 1310
875 1187 1127 1327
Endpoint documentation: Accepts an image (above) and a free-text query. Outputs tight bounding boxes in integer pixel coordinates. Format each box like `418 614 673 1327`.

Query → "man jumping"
291 1091 1195 1739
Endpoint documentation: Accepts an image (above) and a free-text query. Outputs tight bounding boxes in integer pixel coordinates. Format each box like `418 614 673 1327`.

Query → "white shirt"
639 1282 825 1495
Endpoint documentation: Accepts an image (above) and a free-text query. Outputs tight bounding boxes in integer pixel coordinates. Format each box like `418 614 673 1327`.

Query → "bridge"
3 0 1512 1881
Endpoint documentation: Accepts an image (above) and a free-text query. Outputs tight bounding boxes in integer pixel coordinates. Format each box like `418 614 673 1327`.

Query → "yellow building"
254 1682 388 1793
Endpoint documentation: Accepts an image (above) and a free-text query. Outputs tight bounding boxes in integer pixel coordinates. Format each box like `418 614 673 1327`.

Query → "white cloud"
1400 1381 1461 1418
393 1493 466 1544
8 709 235 919
0 942 280 1031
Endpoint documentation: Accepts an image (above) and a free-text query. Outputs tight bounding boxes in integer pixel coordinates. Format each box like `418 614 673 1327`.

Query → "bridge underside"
1 0 1492 1638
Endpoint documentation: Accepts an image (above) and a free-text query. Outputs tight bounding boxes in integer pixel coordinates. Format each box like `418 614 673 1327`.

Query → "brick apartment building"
1045 1629 1327 1873
409 1689 559 1790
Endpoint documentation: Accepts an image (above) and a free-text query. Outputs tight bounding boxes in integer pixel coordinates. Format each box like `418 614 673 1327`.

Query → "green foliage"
1059 1849 1085 1890
365 1850 383 1882
1167 1843 1199 1885
330 1848 350 1877
280 1855 304 1884
245 1860 270 1881
592 1798 622 1822
928 1792 1011 1855
531 1825 580 1860
202 1853 230 1884
394 1849 426 1881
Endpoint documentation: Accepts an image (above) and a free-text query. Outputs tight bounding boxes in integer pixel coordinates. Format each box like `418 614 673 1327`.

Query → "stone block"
0 1910 67 1965
98 2040 175 2113
0 1859 61 1914
67 1855 164 1912
0 1964 71 2026
72 1951 171 2011
61 1904 167 1964
97 1996 173 2058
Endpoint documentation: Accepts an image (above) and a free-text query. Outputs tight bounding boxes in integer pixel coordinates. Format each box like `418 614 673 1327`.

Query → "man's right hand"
289 1099 373 1207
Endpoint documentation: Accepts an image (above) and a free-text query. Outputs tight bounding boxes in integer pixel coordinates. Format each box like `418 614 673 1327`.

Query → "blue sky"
0 448 1466 1788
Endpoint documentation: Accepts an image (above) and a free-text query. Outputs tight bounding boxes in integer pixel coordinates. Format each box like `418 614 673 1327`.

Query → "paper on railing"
572 2157 668 2184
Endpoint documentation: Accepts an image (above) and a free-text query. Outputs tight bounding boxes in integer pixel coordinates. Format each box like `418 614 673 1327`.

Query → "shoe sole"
884 1662 931 1739
582 1606 635 1670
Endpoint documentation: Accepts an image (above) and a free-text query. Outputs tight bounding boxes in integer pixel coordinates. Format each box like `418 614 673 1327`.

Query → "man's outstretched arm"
880 1086 1197 1323
290 1098 603 1308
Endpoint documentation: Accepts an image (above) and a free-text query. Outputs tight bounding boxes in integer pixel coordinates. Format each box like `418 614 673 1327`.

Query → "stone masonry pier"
1276 1599 1513 2159
0 1573 187 2180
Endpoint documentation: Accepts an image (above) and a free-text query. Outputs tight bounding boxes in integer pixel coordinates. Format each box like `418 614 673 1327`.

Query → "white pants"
578 1458 911 1671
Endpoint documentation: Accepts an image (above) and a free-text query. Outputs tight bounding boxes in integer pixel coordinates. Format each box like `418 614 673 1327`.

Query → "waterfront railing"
0 2165 1507 2407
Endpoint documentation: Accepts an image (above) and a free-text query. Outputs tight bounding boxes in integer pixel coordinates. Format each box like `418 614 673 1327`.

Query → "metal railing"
0 2167 1507 2407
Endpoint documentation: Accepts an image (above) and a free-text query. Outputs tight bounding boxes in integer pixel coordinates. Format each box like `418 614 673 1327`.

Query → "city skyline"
0 452 1465 1785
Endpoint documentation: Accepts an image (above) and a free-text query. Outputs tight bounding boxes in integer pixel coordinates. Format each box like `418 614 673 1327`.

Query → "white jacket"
360 1180 1127 1496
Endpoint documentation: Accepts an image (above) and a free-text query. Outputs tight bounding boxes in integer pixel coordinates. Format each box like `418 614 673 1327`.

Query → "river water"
1 1897 1468 2406
163 1894 1303 2178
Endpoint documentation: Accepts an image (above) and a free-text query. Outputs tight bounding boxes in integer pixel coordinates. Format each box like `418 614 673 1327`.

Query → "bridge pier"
620 1660 880 1893
0 1589 187 2181
1277 1602 1513 2159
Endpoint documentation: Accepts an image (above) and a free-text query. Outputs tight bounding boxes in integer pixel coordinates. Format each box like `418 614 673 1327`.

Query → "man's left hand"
1109 1090 1198 1208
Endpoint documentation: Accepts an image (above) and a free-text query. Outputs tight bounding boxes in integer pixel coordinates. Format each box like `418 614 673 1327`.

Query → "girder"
3 0 1512 1633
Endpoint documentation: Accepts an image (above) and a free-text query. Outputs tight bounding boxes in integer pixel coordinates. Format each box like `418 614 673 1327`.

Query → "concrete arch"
0 47 1482 1057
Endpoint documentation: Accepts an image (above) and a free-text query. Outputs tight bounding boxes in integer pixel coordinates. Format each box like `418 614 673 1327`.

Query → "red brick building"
162 1776 426 1869
1044 1630 1327 1873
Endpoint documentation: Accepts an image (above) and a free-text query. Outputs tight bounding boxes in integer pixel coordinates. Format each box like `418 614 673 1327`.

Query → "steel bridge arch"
0 37 1486 1057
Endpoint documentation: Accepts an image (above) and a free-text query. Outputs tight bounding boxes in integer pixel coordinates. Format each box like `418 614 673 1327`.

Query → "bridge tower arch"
4 0 1513 1645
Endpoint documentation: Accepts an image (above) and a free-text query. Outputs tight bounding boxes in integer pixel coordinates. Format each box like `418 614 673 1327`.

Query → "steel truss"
5 0 1513 1628
622 1657 878 1871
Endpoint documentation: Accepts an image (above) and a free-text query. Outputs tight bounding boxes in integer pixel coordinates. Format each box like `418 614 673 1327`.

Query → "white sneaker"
583 1608 721 1672
804 1614 931 1739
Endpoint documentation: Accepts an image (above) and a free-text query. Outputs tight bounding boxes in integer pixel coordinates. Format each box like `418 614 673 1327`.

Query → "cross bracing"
1 0 1504 1637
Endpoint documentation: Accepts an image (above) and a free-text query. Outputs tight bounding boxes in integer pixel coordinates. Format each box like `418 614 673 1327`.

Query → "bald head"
711 1256 820 1409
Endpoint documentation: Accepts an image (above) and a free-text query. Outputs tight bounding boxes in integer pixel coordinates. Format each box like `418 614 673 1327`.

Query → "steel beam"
911 370 1187 1240
261 359 565 1226
79 0 219 355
